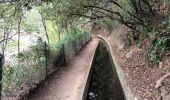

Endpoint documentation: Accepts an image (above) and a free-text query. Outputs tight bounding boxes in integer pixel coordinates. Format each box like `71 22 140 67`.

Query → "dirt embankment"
93 25 170 100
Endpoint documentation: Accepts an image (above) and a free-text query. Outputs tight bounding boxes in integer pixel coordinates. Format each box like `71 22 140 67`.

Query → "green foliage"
96 18 120 34
0 0 93 97
132 28 169 65
46 21 58 45
118 0 133 21
149 36 168 64
137 26 150 39
148 16 170 64
164 0 170 5
154 37 168 47
130 14 170 65
3 42 46 96
150 48 160 64
2 26 91 96
22 9 43 32
56 28 90 56
6 41 19 49
150 37 167 64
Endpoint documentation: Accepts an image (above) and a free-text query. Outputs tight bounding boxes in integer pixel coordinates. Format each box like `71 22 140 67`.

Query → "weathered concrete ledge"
82 39 101 100
94 35 136 100
72 38 100 100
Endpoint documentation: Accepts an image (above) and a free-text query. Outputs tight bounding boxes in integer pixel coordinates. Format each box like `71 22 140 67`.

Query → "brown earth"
95 25 170 100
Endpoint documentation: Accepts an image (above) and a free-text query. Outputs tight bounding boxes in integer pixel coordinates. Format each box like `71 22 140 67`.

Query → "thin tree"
17 16 22 54
39 12 50 44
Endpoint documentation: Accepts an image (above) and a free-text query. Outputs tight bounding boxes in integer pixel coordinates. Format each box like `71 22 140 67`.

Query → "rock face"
118 44 124 50
112 25 131 50
159 62 163 68
126 50 133 58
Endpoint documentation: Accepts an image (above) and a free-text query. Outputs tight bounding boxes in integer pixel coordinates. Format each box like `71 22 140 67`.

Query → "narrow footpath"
27 38 99 100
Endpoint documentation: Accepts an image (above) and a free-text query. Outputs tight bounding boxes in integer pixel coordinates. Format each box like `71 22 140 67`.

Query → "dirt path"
27 38 99 100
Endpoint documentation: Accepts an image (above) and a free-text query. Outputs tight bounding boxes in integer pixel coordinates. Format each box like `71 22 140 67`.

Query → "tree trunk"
53 22 61 42
17 17 21 54
40 13 50 45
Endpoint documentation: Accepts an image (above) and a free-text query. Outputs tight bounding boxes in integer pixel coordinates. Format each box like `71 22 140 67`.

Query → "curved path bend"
27 38 99 100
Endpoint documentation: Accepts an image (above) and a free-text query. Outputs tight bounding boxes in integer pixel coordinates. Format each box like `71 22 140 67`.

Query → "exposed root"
155 72 170 89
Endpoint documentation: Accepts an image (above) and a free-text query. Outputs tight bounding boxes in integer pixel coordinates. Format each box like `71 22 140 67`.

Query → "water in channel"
87 43 125 100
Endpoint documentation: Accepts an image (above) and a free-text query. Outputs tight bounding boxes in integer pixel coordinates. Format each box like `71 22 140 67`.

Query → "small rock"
89 92 95 97
88 91 97 99
118 44 124 50
126 50 133 58
160 86 168 96
159 62 163 68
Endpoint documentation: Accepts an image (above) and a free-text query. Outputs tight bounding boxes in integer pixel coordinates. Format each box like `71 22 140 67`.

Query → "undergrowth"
2 27 91 97
132 16 170 64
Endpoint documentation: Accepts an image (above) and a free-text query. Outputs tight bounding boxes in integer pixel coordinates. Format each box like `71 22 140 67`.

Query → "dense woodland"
0 0 170 98
1 0 170 63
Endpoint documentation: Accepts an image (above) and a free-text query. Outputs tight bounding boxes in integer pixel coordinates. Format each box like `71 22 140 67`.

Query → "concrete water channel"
83 41 125 100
